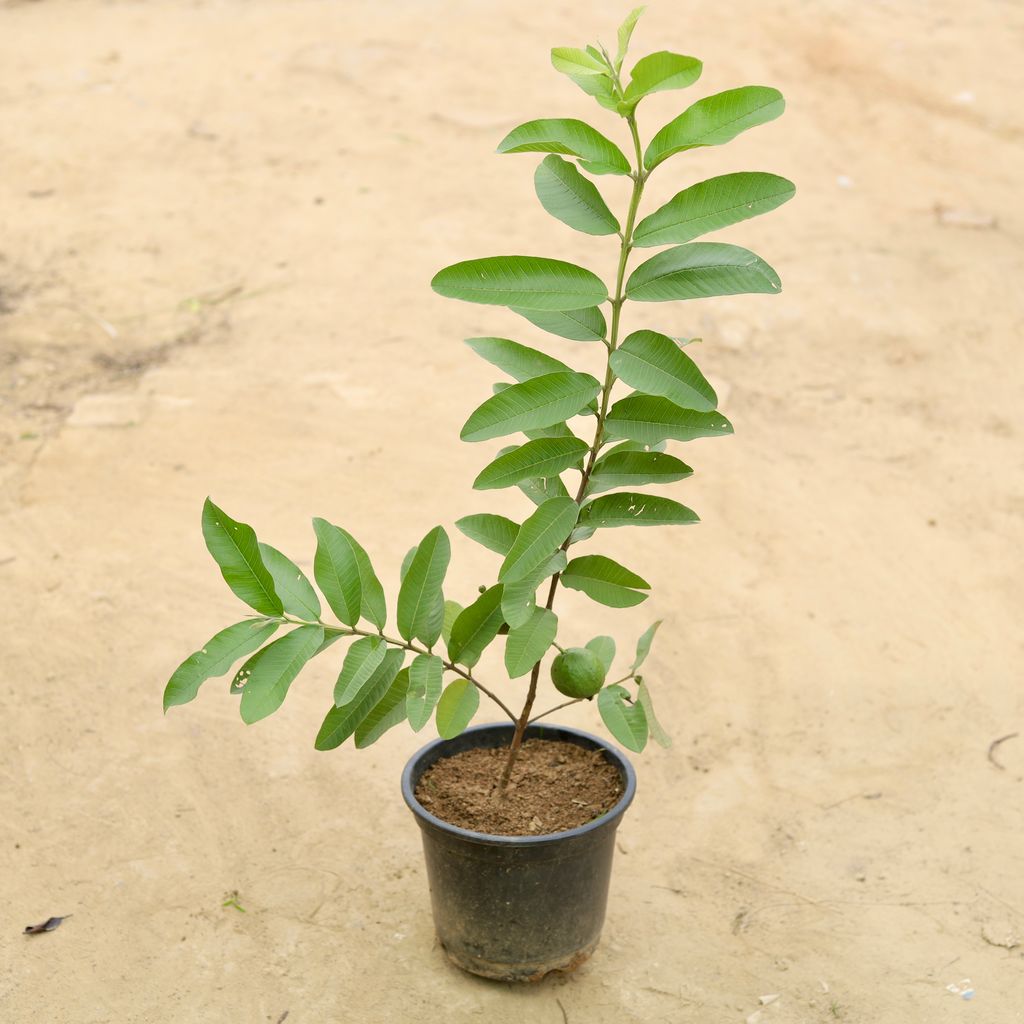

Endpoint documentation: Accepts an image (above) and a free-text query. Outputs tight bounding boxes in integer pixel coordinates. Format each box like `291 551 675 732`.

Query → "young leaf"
637 680 671 748
615 6 645 71
447 585 505 667
465 337 571 382
623 51 702 106
201 499 282 616
644 86 785 170
238 624 325 725
397 526 450 646
460 371 600 442
441 600 462 646
504 606 559 678
605 394 732 446
406 654 444 731
312 517 364 626
517 473 572 506
355 666 411 748
499 496 579 583
511 305 607 343
589 449 693 494
496 118 631 176
501 551 566 628
400 544 418 582
632 619 661 670
258 543 321 620
632 171 796 247
580 493 699 529
609 330 717 411
561 555 651 608
626 242 781 302
333 635 388 706
566 71 619 112
436 679 481 739
551 46 607 76
432 256 608 310
455 514 520 556
598 684 648 752
534 155 620 236
474 437 588 491
586 635 616 673
164 619 279 711
315 648 404 750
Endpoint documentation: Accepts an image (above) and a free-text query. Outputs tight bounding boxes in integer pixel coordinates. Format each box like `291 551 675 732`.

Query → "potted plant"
163 8 792 983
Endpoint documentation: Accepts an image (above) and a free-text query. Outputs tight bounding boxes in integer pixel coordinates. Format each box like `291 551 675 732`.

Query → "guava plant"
163 8 792 785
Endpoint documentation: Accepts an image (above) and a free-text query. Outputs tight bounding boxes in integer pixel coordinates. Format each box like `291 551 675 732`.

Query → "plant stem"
278 616 517 722
497 113 648 791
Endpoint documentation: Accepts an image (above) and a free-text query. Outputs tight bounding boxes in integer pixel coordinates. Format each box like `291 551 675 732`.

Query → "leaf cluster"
165 8 792 756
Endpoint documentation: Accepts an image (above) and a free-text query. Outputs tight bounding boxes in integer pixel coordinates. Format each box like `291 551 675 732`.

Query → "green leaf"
461 371 600 442
511 305 607 343
561 555 650 608
238 624 324 725
448 585 505 667
504 607 559 678
455 514 520 556
589 449 692 494
400 545 418 582
623 51 702 108
616 7 645 71
501 551 566 628
397 526 450 646
319 526 387 629
312 517 363 626
315 648 404 750
637 680 671 748
406 655 444 732
551 46 607 76
201 499 282 616
441 600 462 646
499 496 579 583
609 330 717 411
633 172 796 247
586 635 616 673
432 256 608 310
580 493 699 529
524 421 577 441
355 666 411 748
598 684 648 752
465 337 571 382
626 242 781 302
496 118 631 176
436 678 481 739
567 71 619 112
333 635 388 706
632 619 661 670
164 619 279 711
474 437 588 491
605 394 733 445
645 86 785 170
534 155 620 236
258 544 321 620
518 473 572 506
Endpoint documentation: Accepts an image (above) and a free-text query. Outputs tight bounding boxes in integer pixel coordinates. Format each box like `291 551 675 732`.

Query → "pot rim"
401 721 637 847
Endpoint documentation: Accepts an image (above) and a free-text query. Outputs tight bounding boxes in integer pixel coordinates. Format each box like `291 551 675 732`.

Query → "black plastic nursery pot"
401 722 637 982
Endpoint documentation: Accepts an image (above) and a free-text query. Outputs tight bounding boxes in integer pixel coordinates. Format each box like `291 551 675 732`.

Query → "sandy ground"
1 1 1023 1021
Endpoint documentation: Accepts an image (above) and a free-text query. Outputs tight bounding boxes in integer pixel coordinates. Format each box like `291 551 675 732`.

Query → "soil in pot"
414 738 622 836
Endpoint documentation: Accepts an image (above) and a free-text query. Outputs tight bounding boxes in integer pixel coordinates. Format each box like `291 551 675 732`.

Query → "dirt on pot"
415 739 623 835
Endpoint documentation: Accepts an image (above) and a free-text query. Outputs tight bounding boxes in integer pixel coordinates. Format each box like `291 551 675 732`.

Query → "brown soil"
415 740 623 836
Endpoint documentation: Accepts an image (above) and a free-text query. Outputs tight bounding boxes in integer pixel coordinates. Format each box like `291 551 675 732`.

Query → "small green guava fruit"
550 647 606 699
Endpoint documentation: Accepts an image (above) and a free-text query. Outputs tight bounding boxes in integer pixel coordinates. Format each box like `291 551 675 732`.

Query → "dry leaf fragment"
24 915 70 935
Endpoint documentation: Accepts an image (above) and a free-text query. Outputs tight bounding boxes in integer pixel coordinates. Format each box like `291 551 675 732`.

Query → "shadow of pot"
401 721 637 982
